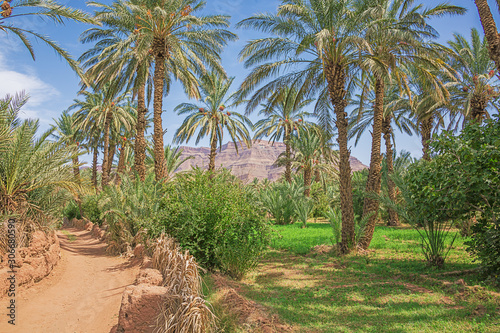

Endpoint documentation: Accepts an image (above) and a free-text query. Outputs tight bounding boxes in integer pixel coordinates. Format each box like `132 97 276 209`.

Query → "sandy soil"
0 228 139 333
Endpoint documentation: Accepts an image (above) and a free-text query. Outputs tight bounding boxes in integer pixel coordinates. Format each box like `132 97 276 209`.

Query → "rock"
116 284 169 333
175 140 368 182
133 244 145 259
136 268 163 286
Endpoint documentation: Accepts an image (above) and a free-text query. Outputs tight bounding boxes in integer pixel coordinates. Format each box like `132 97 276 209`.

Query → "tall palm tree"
447 28 499 125
80 0 154 181
71 86 134 187
52 110 83 179
253 87 313 183
350 79 416 226
289 126 336 197
237 0 370 253
474 0 500 73
0 0 94 82
174 72 252 171
125 0 236 181
355 0 464 250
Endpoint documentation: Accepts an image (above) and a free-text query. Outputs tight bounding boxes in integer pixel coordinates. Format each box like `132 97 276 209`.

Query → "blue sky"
0 0 495 165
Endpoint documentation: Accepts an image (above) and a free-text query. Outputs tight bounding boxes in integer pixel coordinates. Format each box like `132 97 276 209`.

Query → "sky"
0 0 496 166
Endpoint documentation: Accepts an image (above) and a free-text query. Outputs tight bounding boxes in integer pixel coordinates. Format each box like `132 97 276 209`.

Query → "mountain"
176 140 367 182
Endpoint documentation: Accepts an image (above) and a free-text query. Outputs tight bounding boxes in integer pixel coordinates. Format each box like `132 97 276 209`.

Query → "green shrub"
385 118 500 269
99 173 165 251
294 197 314 228
153 169 270 279
62 199 81 220
81 195 102 225
352 169 368 218
310 182 330 217
326 207 342 244
260 180 302 225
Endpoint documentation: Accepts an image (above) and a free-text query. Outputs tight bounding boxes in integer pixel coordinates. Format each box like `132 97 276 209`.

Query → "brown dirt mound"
212 274 293 333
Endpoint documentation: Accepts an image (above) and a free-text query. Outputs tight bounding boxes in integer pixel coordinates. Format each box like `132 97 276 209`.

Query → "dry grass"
209 273 294 333
0 215 45 254
152 234 216 333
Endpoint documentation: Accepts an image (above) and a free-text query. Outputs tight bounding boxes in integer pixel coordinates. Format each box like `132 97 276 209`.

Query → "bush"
62 199 81 220
98 173 165 252
310 182 330 217
260 180 303 225
394 116 500 270
352 169 368 218
152 169 270 279
81 195 102 225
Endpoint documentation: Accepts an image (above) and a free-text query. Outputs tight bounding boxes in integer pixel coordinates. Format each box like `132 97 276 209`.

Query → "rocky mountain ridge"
176 140 367 182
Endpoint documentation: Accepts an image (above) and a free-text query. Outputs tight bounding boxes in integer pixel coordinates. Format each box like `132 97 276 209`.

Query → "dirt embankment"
0 228 139 332
0 230 60 296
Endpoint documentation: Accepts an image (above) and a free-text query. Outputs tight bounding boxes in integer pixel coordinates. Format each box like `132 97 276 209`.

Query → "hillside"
176 140 367 182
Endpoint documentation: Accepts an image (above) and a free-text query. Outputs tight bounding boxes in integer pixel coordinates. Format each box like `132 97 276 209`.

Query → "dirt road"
0 228 139 333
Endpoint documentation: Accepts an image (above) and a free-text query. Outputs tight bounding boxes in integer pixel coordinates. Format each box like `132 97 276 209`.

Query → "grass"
61 230 77 242
271 222 333 254
207 222 500 332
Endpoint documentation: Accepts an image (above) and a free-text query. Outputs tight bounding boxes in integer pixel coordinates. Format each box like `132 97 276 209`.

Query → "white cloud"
0 51 60 123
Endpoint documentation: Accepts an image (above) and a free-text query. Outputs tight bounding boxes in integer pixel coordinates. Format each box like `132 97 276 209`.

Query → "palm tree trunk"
284 130 292 183
420 116 433 161
208 133 218 171
152 39 167 181
72 156 80 179
470 94 487 123
382 115 400 226
92 145 98 191
134 81 147 181
474 0 500 73
115 146 126 185
107 143 116 179
304 166 312 197
325 61 355 254
359 78 385 250
72 155 83 217
314 169 321 183
101 110 112 187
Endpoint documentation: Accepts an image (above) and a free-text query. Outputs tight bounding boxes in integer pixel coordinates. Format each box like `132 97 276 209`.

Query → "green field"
207 223 500 332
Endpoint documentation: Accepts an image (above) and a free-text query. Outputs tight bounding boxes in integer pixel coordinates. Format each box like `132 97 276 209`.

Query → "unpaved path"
0 228 139 333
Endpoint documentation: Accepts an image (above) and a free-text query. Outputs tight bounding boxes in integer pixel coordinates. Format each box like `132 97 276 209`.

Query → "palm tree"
447 28 499 125
174 72 252 171
123 0 236 181
289 127 336 197
52 110 83 179
237 0 370 253
474 0 500 73
253 87 313 183
355 0 464 250
350 80 416 226
80 0 154 181
71 86 134 187
0 0 94 82
0 93 81 222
